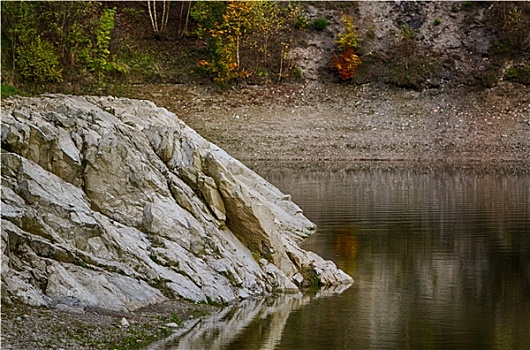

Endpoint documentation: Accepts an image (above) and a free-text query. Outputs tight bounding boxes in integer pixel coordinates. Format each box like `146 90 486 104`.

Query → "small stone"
165 322 179 328
292 273 304 286
120 317 129 328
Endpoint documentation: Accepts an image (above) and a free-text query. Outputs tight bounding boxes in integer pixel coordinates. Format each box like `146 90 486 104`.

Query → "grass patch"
105 325 173 350
300 266 321 290
73 258 89 268
153 313 184 327
1 84 23 98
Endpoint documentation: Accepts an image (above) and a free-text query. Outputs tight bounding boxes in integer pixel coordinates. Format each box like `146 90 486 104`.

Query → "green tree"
2 1 62 83
81 7 121 78
1 1 120 86
16 33 63 83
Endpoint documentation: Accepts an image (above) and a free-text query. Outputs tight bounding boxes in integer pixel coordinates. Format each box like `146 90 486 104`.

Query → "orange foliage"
333 48 362 80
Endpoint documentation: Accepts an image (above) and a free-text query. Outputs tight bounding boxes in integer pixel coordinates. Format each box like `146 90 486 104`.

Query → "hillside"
2 1 529 166
1 1 529 93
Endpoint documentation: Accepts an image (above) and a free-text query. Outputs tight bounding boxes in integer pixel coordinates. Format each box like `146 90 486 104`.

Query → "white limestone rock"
1 94 352 311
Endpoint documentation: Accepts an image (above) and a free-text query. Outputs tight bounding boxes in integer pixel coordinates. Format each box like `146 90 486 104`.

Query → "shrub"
504 61 530 85
81 7 122 78
16 33 63 83
398 24 416 41
333 48 362 80
488 3 530 56
505 67 517 79
294 15 309 29
191 1 302 85
312 17 329 31
332 15 362 80
501 5 530 54
1 1 122 86
293 67 303 80
336 15 360 51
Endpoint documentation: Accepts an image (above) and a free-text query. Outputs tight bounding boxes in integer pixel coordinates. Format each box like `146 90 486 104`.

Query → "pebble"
165 322 180 328
120 317 129 328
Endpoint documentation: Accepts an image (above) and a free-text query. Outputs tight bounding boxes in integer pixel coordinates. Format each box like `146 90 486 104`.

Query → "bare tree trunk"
161 0 170 34
178 1 185 37
147 1 159 36
181 0 192 38
147 0 170 39
278 46 284 83
236 36 241 68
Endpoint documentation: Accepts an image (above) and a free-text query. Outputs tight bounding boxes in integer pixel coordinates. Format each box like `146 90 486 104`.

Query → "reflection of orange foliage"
334 223 359 261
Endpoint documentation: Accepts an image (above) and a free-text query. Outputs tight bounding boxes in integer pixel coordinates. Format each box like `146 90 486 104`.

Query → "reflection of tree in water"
333 221 359 273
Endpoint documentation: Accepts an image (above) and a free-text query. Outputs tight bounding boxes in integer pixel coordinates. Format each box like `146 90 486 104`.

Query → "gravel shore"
1 300 215 350
128 82 530 166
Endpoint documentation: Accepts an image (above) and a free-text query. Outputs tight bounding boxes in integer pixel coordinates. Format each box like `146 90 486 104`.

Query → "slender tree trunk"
182 0 192 38
236 36 240 67
147 0 170 39
278 45 283 83
178 1 185 37
147 1 159 35
161 0 170 34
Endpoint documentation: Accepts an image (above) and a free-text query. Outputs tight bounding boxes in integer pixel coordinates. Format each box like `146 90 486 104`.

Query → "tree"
490 2 530 55
333 15 362 80
1 1 121 85
191 1 301 85
177 1 192 38
147 0 170 40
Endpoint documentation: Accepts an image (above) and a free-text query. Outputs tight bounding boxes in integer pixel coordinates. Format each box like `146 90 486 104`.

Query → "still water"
150 164 530 350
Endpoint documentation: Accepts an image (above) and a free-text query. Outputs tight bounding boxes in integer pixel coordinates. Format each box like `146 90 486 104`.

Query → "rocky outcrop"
1 94 352 312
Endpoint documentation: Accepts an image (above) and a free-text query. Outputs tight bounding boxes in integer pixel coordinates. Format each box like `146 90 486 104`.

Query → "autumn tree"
191 1 301 84
333 15 362 80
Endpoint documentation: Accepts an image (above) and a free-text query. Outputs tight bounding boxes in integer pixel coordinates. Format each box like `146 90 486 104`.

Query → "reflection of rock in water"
144 286 350 350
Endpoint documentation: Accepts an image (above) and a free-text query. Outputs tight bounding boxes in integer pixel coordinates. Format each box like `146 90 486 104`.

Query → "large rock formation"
1 94 352 312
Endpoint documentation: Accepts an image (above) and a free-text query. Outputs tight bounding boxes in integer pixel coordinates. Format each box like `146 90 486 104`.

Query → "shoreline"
0 300 216 350
244 159 530 175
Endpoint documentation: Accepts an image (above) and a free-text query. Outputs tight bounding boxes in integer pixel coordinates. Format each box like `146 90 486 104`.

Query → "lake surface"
150 163 530 350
